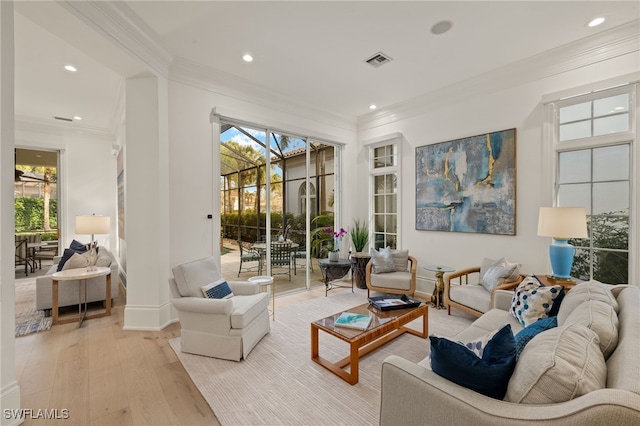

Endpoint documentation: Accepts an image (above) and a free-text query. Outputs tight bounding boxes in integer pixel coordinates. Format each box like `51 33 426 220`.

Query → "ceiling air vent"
364 52 393 68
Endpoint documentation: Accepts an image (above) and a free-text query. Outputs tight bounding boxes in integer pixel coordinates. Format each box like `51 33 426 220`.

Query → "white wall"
358 52 640 293
167 81 358 269
14 127 118 249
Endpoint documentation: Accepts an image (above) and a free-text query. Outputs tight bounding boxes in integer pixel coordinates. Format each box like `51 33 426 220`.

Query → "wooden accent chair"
365 252 417 298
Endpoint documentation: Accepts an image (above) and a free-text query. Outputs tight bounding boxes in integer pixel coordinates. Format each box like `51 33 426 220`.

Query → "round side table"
51 266 112 327
423 264 454 310
248 275 275 320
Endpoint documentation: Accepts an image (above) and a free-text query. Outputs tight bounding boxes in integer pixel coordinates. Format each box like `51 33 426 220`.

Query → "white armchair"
168 256 270 361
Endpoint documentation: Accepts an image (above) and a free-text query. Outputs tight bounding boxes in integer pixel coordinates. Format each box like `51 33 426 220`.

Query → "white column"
123 73 171 330
0 2 22 424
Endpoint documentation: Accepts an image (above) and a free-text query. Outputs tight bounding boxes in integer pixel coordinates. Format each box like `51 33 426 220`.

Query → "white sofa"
36 247 119 312
380 282 640 425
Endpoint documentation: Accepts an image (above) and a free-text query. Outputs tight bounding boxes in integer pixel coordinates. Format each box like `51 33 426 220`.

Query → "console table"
318 258 353 296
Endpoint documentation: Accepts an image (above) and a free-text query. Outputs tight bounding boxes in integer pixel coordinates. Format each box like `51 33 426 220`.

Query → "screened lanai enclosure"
220 122 342 293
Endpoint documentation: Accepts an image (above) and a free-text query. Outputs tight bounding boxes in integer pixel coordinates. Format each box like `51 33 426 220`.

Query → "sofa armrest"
380 355 640 425
228 281 259 295
171 297 233 315
492 290 514 311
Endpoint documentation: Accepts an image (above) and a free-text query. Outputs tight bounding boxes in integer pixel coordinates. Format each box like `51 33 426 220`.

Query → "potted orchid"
325 226 346 262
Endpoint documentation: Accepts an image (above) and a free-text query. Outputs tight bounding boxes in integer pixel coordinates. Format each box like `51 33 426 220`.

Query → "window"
367 135 401 250
551 84 635 284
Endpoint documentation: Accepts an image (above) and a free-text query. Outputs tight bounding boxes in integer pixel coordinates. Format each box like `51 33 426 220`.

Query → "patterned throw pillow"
481 264 519 292
370 247 396 274
201 278 234 299
513 316 558 359
460 326 504 358
510 276 565 327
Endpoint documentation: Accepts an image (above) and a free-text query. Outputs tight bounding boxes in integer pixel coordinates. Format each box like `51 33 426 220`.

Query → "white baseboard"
1 381 22 426
123 301 173 331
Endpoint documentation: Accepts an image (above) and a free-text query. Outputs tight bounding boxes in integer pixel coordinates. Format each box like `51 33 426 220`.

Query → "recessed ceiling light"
369 104 377 110
64 64 77 72
431 20 453 35
588 17 605 27
242 54 253 62
73 116 82 121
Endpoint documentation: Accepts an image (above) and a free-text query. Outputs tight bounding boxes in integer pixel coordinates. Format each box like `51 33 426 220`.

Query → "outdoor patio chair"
291 248 313 274
270 241 292 280
15 236 29 276
237 240 262 276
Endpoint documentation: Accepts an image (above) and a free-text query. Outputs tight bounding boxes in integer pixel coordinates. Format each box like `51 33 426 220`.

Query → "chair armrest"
228 281 259 295
492 290 515 311
171 297 233 315
489 275 523 309
445 266 481 285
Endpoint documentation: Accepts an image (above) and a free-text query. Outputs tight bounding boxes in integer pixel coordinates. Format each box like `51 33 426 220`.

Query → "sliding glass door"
220 120 338 293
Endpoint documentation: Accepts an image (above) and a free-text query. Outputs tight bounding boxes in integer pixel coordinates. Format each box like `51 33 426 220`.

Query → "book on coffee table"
334 312 372 330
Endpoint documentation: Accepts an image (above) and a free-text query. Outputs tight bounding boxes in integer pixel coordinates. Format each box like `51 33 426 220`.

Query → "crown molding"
170 57 356 133
358 20 640 131
57 0 172 78
15 116 115 141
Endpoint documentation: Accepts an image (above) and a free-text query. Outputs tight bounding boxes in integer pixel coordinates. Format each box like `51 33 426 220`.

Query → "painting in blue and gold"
415 129 516 235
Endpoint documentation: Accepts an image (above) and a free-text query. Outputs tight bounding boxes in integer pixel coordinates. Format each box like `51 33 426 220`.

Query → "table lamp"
537 207 588 280
75 214 110 270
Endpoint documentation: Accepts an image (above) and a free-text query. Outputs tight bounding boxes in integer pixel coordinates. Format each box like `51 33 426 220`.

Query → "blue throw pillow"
69 239 88 253
430 324 517 399
513 316 558 359
57 248 76 271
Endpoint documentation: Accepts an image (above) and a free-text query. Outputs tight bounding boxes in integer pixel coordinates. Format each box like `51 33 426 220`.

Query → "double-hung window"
548 82 636 284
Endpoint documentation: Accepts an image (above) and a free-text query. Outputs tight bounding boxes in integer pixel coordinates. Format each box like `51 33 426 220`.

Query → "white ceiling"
13 1 640 134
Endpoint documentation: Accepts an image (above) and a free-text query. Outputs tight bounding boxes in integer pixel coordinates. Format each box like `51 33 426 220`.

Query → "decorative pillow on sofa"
563 300 619 359
430 324 517 399
481 263 519 293
201 278 234 299
510 276 565 327
95 247 112 267
69 239 89 253
57 248 77 271
479 257 519 283
61 252 90 270
557 280 620 325
460 326 503 358
513 316 557 359
370 247 395 274
505 323 606 404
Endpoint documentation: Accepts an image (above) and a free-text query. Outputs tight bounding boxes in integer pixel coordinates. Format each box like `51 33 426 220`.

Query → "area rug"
15 278 52 337
169 289 474 425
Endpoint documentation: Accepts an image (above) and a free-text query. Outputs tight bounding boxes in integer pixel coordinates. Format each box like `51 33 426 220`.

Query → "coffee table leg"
311 324 319 359
349 342 359 385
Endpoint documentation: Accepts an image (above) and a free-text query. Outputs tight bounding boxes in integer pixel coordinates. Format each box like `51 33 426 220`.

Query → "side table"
423 264 454 310
534 274 583 292
350 252 371 289
51 266 111 328
318 258 353 296
248 275 275 320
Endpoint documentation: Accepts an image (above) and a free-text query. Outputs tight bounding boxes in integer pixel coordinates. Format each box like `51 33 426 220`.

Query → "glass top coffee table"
311 301 428 385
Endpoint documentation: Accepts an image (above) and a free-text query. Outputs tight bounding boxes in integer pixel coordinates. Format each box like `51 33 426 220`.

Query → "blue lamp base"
549 238 575 279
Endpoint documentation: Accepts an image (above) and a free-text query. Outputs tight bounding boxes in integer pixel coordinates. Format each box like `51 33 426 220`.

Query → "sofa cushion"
505 323 606 404
430 324 517 399
391 250 409 272
172 257 221 298
202 278 234 299
558 280 620 324
370 247 395 274
510 277 565 327
455 309 523 342
57 248 77 271
449 283 491 314
563 300 619 359
230 292 269 329
369 270 412 291
95 247 112 267
513 316 558 359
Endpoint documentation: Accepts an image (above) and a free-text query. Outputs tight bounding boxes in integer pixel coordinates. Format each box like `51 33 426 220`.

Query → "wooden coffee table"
311 302 428 385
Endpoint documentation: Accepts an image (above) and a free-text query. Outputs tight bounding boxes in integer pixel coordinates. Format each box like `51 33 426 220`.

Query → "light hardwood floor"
15 280 340 425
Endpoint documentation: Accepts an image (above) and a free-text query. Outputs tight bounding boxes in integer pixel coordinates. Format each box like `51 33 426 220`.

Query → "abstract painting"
415 129 516 235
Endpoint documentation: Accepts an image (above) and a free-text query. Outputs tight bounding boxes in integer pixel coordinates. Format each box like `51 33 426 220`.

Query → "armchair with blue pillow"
168 256 270 361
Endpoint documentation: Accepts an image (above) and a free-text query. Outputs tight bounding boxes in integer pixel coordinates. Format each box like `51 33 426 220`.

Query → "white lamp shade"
75 215 111 235
537 207 588 239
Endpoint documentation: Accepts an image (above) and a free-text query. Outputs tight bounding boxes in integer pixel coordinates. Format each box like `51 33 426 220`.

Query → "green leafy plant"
350 219 369 253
